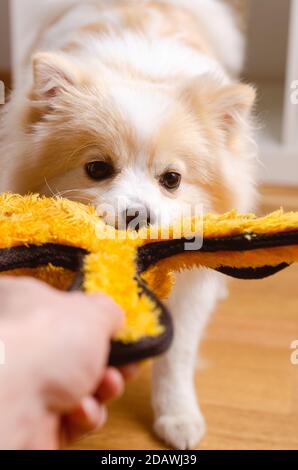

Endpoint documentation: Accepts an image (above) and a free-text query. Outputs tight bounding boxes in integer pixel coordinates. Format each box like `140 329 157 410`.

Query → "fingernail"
81 397 107 428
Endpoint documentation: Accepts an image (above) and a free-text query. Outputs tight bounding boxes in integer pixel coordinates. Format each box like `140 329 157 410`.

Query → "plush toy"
0 193 297 365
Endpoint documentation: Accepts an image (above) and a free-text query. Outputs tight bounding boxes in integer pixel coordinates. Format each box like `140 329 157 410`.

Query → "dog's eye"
85 161 114 181
160 172 181 191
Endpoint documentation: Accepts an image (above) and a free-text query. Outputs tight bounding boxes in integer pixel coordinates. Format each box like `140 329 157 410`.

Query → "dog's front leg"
152 268 225 450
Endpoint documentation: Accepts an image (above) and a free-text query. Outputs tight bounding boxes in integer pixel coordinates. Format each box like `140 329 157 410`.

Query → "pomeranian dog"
0 0 256 449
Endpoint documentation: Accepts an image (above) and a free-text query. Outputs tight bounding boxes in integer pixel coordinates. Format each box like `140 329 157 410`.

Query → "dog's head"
19 51 256 228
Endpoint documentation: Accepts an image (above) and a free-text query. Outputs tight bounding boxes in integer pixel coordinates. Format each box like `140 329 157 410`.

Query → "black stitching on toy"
138 231 298 272
0 244 174 366
108 277 174 366
216 263 289 280
0 244 86 272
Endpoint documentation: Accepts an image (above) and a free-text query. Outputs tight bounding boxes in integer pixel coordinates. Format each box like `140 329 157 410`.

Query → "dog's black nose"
124 207 153 231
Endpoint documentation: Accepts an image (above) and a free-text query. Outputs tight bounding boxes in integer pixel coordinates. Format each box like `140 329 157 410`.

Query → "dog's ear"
32 52 82 99
182 74 256 137
208 81 256 133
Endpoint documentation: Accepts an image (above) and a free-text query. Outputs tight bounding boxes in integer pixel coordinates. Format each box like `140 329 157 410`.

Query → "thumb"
86 294 125 336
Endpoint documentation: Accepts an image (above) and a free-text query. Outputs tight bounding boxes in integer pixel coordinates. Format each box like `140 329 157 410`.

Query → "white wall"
10 0 81 83
0 0 11 70
243 0 298 185
245 0 291 81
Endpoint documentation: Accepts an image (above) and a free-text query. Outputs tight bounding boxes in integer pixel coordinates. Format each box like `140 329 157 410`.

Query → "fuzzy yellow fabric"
3 266 75 291
0 193 159 343
141 209 298 299
143 245 298 300
0 193 297 344
139 209 298 240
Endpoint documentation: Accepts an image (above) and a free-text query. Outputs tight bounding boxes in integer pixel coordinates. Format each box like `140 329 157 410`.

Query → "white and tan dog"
0 0 256 449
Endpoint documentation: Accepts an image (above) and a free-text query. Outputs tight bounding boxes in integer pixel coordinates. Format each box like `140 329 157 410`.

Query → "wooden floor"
70 187 298 450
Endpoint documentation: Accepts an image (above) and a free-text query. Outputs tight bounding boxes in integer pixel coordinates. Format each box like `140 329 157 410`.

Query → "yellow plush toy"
0 193 297 365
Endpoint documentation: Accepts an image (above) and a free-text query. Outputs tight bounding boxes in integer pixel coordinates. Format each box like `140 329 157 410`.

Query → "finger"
118 364 140 380
41 294 125 413
83 294 125 336
96 368 124 402
62 397 107 444
71 396 107 429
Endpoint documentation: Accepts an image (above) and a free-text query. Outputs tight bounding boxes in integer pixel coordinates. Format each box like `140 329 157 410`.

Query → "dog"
0 0 256 449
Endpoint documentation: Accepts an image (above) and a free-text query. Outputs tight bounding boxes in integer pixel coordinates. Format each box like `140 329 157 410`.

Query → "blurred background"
0 0 297 450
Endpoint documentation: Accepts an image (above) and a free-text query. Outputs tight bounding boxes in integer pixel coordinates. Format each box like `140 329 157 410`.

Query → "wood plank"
259 184 298 213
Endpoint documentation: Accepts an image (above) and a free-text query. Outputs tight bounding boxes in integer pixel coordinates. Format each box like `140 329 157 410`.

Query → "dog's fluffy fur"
0 0 256 449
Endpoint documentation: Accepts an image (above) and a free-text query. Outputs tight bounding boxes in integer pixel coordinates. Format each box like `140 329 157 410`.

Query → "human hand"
0 277 129 449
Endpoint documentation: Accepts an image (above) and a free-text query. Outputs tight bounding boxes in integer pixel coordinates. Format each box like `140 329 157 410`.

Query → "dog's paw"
154 413 206 450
